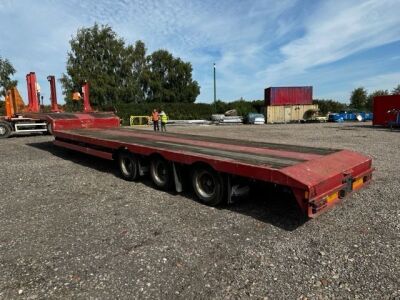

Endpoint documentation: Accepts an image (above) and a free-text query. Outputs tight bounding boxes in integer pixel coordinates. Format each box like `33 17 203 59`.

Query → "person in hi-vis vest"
151 109 159 131
159 110 168 132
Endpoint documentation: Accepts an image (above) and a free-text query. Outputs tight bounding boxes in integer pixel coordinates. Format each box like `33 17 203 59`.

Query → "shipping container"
265 86 313 106
265 104 318 124
373 95 400 126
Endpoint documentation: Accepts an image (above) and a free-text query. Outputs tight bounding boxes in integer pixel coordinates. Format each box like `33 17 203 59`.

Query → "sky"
0 0 399 105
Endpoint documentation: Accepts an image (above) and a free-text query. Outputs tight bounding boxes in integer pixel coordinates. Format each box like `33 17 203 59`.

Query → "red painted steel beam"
47 75 61 112
82 81 93 113
26 72 40 112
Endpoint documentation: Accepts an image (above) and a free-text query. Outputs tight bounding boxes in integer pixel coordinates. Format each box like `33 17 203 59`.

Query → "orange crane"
0 73 49 138
4 87 25 118
0 71 119 138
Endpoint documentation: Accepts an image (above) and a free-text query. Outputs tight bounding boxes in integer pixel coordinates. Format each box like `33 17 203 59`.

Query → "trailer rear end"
52 126 373 219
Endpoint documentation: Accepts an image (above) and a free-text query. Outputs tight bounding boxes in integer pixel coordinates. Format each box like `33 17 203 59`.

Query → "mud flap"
173 162 183 193
226 176 250 204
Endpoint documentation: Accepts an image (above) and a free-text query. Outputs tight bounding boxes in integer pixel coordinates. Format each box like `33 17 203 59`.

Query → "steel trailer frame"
52 127 373 218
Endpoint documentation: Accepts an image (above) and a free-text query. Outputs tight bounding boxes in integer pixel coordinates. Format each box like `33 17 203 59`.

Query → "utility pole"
213 63 216 112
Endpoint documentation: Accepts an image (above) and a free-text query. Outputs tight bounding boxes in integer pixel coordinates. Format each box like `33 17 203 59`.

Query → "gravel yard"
0 122 399 299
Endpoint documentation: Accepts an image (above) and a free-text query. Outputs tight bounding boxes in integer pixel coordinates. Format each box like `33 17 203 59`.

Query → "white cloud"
261 0 400 85
0 0 399 104
355 72 400 93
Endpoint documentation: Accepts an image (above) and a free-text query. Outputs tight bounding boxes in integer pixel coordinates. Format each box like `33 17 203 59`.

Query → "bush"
313 99 348 115
115 102 213 125
112 99 265 125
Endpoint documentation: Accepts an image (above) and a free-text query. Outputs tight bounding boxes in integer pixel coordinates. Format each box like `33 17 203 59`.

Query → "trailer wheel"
150 157 173 190
46 122 53 135
191 165 224 206
0 122 12 139
118 152 139 181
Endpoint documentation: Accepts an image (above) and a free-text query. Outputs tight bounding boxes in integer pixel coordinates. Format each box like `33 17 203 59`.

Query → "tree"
366 89 389 112
119 40 147 103
61 24 200 108
349 87 367 110
0 57 18 97
143 50 200 103
60 24 147 107
313 99 348 115
391 84 400 95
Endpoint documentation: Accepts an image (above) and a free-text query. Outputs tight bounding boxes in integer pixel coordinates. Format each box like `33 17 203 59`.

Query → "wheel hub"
196 172 216 198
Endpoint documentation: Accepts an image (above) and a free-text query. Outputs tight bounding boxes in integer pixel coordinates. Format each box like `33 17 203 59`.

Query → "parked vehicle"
244 113 265 124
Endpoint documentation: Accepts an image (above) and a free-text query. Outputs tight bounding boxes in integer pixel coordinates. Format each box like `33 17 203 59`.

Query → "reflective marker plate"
352 177 363 190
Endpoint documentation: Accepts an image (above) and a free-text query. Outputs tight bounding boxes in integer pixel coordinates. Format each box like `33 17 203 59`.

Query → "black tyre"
191 165 225 206
0 122 12 139
150 157 173 190
118 152 139 181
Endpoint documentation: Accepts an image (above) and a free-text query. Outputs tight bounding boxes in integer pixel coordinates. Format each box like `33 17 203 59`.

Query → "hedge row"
0 99 264 125
114 100 264 125
114 102 212 124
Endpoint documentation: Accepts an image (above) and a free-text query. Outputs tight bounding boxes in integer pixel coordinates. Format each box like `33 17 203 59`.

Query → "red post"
47 75 60 112
82 81 93 113
26 72 40 113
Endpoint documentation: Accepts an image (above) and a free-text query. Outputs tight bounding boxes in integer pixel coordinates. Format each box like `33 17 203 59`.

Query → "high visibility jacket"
161 113 168 123
152 111 159 121
72 92 81 101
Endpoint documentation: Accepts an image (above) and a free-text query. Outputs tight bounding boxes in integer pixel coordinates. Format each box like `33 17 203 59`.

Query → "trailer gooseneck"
52 125 373 218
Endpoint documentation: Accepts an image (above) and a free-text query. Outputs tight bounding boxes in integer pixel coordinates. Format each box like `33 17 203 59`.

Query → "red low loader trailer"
52 124 373 218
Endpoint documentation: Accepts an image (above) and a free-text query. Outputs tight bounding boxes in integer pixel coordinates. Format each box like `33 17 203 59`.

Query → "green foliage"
214 100 228 113
115 102 213 125
113 98 263 125
0 57 18 97
213 98 263 115
143 50 200 103
313 99 348 115
366 89 389 112
61 24 200 107
391 84 400 95
350 87 368 110
60 24 144 107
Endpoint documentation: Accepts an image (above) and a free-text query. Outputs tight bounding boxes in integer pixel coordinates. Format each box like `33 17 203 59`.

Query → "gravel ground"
0 122 399 299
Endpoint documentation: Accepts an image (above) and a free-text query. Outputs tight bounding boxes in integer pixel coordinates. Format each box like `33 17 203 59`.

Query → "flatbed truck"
52 125 373 218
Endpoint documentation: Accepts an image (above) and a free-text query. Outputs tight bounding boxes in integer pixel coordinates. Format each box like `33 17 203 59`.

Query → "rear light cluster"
310 173 372 215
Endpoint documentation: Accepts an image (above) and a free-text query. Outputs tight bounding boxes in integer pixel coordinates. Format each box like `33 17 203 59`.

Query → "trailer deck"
52 127 373 218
